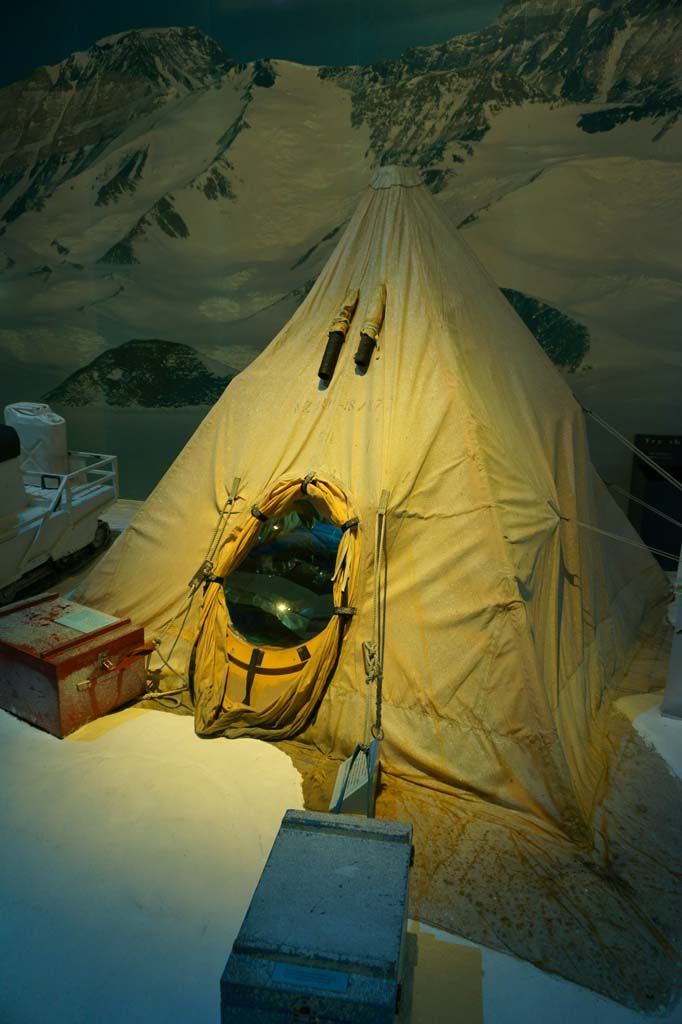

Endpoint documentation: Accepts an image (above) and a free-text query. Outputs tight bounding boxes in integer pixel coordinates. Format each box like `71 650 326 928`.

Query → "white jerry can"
4 402 69 476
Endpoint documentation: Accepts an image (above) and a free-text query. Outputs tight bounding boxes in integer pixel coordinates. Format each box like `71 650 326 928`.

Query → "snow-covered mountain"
1 1 680 492
0 27 235 224
323 0 682 185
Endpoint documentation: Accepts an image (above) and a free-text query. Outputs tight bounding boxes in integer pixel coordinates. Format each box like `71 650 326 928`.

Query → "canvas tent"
78 165 668 842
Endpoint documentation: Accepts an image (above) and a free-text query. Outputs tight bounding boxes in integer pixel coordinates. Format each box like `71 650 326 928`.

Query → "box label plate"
271 963 349 993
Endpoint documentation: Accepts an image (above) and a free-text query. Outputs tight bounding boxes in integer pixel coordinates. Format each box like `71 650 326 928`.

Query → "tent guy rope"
584 407 682 494
607 482 682 530
560 515 680 564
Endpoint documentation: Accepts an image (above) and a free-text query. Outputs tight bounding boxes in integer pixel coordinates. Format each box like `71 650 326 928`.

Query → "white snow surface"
2 699 681 1023
598 24 637 101
419 921 682 1024
0 708 304 1023
632 703 682 782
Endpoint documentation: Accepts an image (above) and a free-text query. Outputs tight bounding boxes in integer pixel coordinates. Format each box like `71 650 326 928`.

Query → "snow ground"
1 697 680 1023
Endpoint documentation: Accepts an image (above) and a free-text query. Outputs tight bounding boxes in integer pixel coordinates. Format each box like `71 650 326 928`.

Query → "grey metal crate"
221 810 413 1023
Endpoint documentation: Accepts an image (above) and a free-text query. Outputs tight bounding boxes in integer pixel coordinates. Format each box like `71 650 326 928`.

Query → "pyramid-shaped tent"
79 166 667 839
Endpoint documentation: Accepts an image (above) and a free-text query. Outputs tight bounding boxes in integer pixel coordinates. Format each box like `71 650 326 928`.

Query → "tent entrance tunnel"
76 166 681 1011
190 476 360 740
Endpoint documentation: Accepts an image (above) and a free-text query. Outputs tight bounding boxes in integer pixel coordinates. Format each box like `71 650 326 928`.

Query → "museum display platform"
1 680 679 1024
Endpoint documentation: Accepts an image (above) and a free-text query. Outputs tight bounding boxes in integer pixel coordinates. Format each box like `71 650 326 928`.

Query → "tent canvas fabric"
77 165 668 843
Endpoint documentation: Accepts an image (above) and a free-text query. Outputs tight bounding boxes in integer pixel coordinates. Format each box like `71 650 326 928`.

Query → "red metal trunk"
0 593 148 737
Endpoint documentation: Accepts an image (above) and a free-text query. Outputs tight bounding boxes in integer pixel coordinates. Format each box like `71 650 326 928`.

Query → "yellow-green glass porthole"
224 499 343 647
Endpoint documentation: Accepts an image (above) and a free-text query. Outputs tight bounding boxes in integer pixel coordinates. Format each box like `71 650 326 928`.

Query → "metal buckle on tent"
203 574 224 588
341 517 359 532
225 477 241 507
188 559 213 589
301 472 316 494
362 640 377 679
251 505 268 522
334 607 356 618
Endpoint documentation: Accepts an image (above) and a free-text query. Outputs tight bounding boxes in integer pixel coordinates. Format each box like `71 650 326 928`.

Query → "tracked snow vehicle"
0 403 118 605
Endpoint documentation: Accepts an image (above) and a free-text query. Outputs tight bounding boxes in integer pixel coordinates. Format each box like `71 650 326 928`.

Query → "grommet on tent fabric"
341 517 359 532
251 505 268 522
354 283 386 373
318 287 360 384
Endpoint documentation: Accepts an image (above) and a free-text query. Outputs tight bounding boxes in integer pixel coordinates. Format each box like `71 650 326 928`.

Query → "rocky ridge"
43 339 233 407
320 0 682 187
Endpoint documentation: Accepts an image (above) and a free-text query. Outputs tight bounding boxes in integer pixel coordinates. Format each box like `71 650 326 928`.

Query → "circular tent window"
225 499 343 648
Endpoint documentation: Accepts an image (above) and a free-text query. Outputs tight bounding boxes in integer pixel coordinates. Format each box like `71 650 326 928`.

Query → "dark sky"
2 0 504 88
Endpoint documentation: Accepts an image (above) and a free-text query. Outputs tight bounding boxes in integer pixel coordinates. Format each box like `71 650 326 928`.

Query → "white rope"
138 647 189 709
562 516 679 564
147 476 242 704
205 476 242 567
154 590 194 649
156 594 198 666
607 483 682 530
586 409 682 494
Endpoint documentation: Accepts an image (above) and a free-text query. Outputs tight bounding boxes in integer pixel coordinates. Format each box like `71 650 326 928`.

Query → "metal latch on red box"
0 593 149 737
76 645 155 691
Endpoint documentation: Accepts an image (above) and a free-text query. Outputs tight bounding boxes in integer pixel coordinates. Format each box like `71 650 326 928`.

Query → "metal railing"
0 453 118 570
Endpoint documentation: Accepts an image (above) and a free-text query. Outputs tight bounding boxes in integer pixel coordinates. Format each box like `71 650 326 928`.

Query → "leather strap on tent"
243 648 264 705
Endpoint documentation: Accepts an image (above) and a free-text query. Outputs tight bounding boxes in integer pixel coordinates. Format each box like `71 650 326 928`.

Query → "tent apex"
370 165 422 190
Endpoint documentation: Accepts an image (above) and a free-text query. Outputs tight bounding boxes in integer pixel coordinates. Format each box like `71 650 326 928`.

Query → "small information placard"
55 604 120 634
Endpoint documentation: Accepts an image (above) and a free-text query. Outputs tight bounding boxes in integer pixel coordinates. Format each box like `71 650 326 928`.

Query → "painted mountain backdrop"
1 0 680 494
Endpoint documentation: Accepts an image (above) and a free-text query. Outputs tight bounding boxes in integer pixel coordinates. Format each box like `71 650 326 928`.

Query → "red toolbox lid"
0 593 131 661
